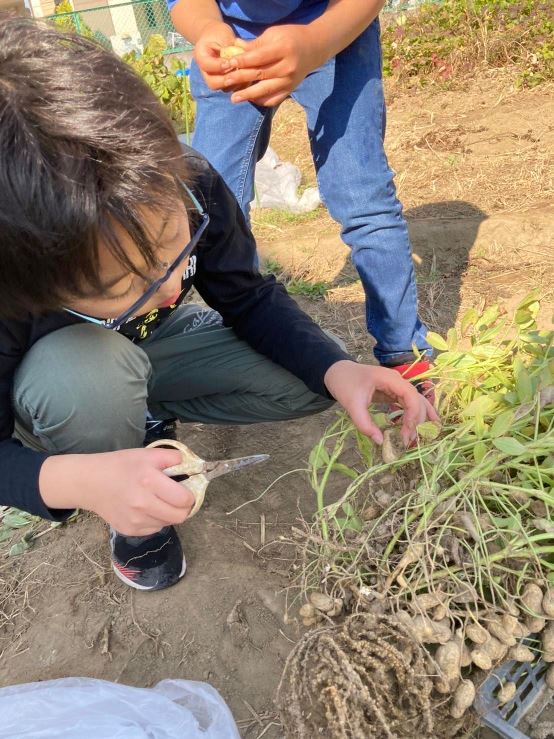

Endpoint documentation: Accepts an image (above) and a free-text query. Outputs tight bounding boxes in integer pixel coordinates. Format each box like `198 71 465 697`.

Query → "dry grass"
0 561 54 658
266 77 554 220
387 79 554 214
253 75 554 353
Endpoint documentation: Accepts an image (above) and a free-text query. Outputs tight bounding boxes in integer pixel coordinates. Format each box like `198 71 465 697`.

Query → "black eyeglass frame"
64 181 210 330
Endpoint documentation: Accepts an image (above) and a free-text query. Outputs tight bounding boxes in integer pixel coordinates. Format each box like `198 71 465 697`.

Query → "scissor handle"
146 438 206 518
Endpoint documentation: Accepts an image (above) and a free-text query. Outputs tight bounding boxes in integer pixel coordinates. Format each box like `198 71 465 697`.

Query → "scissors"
147 438 269 517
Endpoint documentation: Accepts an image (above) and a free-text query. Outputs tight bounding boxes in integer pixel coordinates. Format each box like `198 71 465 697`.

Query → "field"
1 29 553 739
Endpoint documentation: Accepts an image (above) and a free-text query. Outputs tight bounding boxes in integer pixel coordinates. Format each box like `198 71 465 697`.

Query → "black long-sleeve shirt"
0 148 351 520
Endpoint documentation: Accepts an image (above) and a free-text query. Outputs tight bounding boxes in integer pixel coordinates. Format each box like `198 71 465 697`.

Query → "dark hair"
0 14 191 318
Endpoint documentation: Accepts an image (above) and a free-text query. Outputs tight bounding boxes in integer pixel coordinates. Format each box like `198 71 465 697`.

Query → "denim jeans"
190 19 431 365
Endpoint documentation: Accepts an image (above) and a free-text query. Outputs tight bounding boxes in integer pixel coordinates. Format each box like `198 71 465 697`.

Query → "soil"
0 74 553 738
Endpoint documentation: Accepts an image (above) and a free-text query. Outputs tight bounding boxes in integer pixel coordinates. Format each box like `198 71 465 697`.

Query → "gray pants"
13 306 334 454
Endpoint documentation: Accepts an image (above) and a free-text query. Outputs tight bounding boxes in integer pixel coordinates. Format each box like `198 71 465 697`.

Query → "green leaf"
515 300 540 330
434 351 475 369
461 308 479 336
516 291 540 311
2 511 33 529
490 515 520 531
331 463 359 480
416 421 441 441
372 413 388 429
475 304 500 331
9 538 30 556
489 410 515 438
342 502 356 517
355 432 374 467
446 328 458 351
474 416 488 439
0 527 14 543
309 445 330 470
471 345 505 360
516 367 535 403
425 331 448 351
478 320 507 344
461 395 497 419
493 437 527 455
473 441 488 464
334 515 361 533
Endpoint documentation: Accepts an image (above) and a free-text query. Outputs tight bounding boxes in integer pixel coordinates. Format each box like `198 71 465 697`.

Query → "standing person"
170 0 434 384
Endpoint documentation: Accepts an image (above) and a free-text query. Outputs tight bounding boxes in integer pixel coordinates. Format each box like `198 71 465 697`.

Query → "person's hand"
39 448 196 536
220 24 325 106
324 360 440 447
194 19 240 89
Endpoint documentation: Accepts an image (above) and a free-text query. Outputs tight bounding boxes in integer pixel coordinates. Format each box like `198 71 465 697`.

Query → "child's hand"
220 25 324 106
324 360 440 447
39 448 196 536
194 20 242 90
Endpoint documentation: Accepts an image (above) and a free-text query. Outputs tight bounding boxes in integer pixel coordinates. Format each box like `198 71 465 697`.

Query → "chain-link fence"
46 0 192 57
47 0 429 59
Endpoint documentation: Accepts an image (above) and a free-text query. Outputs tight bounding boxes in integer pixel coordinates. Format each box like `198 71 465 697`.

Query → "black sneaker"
109 525 186 591
144 417 177 446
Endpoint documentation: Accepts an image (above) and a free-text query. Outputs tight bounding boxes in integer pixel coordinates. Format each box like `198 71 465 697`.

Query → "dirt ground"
1 74 553 738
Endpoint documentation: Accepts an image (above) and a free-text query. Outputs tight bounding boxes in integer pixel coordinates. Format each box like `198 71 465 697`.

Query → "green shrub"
52 0 94 39
123 34 195 135
382 0 554 87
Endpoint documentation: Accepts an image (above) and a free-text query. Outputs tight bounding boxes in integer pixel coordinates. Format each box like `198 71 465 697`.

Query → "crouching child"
0 16 437 590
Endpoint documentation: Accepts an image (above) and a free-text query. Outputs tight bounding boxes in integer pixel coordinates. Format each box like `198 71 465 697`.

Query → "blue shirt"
167 0 329 38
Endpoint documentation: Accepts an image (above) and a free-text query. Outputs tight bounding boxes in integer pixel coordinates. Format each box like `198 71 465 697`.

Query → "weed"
262 258 330 298
0 506 78 558
287 280 329 298
251 207 323 231
382 0 554 87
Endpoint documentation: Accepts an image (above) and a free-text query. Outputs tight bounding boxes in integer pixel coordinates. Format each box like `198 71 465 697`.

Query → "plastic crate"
474 654 549 738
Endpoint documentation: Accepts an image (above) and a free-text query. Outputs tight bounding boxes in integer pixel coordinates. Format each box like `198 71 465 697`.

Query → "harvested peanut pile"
277 613 434 739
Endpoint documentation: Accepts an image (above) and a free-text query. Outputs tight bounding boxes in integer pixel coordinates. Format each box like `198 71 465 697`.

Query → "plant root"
277 613 434 739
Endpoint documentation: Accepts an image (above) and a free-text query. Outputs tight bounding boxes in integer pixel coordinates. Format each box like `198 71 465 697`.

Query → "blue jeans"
190 20 431 365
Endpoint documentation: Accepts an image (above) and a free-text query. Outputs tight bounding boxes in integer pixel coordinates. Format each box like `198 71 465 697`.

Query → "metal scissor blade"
204 453 270 480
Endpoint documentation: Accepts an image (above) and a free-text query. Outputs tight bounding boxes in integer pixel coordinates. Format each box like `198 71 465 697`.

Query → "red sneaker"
389 360 435 405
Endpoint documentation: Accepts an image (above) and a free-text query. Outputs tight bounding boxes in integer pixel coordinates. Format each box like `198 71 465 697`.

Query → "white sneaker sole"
111 555 187 591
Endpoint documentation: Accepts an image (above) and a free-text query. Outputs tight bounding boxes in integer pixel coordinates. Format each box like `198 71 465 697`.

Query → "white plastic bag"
0 677 240 738
251 147 321 213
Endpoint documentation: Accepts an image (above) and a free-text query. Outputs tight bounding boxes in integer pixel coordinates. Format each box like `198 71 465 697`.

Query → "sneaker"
109 525 186 591
389 359 435 405
144 417 177 446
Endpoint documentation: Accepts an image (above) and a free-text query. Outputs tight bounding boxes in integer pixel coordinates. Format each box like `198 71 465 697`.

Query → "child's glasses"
64 181 210 330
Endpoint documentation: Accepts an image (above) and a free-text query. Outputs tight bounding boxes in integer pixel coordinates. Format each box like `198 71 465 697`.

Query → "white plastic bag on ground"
251 147 321 213
0 677 240 738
